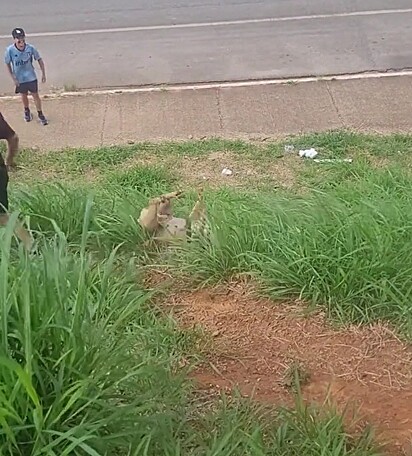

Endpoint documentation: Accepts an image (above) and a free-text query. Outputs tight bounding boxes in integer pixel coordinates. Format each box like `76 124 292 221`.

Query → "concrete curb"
1 69 412 101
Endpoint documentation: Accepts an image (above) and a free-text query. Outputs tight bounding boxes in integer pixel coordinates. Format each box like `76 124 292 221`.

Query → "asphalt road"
0 0 412 93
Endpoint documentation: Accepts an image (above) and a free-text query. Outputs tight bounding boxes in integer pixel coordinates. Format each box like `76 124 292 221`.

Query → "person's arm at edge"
38 59 46 83
33 46 46 83
4 48 18 86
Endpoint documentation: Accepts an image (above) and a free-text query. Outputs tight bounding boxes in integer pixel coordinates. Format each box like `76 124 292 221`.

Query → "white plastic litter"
299 148 318 159
284 144 295 153
221 168 233 176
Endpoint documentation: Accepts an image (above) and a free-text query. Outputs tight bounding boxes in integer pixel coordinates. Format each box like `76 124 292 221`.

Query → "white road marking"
1 69 412 100
0 8 411 39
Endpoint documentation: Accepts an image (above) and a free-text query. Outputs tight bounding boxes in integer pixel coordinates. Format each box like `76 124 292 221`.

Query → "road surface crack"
325 81 344 127
215 88 224 131
100 94 109 145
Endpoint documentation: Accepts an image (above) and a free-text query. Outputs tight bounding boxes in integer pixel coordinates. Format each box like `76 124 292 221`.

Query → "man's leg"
32 92 43 112
15 82 32 122
0 114 32 250
21 92 33 122
5 133 19 170
0 113 19 169
21 92 29 109
0 165 33 251
30 81 48 125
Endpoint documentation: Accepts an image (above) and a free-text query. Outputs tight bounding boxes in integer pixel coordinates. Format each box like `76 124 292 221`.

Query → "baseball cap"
12 28 25 39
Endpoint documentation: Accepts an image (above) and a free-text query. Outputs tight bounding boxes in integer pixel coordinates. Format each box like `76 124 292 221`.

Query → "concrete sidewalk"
1 74 412 151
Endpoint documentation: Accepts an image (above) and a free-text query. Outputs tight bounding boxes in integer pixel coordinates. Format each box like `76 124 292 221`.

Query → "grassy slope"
2 129 412 454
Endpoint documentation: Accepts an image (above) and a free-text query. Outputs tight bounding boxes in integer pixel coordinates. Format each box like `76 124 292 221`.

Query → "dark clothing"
0 111 15 143
15 79 38 94
0 164 9 213
0 112 13 212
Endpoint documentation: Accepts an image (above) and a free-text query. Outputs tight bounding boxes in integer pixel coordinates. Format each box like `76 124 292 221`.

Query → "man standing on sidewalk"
0 111 33 250
4 28 48 126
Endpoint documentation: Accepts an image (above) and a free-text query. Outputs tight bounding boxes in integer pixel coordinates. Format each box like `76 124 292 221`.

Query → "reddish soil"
166 282 412 455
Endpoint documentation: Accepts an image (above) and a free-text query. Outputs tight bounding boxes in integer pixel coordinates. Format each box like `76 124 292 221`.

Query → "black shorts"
0 112 15 141
15 79 38 95
0 164 9 214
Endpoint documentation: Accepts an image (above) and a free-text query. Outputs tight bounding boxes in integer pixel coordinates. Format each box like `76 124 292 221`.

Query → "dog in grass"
138 188 209 243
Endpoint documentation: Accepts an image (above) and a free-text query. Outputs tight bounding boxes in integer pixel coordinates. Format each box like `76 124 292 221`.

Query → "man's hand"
5 63 18 86
41 74 46 83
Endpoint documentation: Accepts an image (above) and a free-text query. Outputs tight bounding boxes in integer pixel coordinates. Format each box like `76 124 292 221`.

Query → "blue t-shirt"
4 43 41 84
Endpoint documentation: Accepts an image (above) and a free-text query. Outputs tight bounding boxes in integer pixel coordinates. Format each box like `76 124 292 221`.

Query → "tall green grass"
11 164 412 332
0 207 191 455
12 184 149 254
169 165 412 333
192 391 379 456
0 176 390 454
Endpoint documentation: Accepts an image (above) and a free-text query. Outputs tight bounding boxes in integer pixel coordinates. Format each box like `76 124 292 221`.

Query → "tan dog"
138 188 209 243
138 190 185 241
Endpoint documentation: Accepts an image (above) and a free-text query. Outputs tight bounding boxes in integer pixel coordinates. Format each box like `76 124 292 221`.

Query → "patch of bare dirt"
166 283 412 455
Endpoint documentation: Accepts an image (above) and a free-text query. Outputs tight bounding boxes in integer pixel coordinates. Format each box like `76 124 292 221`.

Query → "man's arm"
32 47 46 83
4 49 18 86
38 58 46 83
5 63 18 85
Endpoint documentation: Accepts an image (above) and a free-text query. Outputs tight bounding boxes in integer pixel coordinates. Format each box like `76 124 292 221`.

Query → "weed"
63 83 78 92
283 360 311 392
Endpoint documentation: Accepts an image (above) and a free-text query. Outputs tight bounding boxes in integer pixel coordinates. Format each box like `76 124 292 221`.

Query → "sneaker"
24 110 33 122
38 113 48 126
